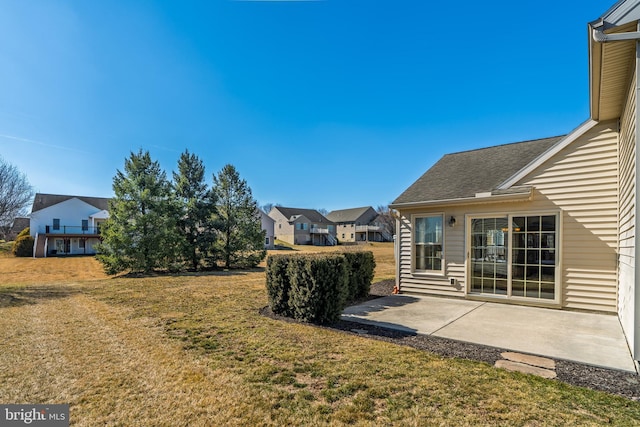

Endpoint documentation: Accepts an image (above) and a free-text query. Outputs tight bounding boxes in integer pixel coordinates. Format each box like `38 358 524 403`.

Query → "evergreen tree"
212 164 266 269
172 150 216 270
97 150 178 274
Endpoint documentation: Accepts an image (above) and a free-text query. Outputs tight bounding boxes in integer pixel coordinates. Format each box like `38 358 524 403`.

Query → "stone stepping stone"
495 352 557 379
501 352 556 370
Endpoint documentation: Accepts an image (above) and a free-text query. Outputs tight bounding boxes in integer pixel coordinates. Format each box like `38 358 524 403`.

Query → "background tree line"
97 149 266 274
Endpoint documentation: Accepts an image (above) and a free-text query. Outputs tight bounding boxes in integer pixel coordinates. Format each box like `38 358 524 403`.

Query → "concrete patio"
342 294 638 373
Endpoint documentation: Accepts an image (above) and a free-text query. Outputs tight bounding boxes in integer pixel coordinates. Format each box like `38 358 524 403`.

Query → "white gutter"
634 23 640 367
592 28 640 42
390 188 533 210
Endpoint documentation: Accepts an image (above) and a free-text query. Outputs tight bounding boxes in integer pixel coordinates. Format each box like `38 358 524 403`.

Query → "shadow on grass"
0 285 80 308
271 245 299 251
118 267 266 279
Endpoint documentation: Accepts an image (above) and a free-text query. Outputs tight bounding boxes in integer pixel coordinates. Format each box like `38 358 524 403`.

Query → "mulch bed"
261 279 640 401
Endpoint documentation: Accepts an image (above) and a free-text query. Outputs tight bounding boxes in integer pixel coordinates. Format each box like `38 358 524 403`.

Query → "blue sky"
1 0 610 212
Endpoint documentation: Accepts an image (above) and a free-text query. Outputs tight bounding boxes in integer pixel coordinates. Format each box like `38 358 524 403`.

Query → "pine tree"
97 150 178 274
212 164 266 269
172 150 216 270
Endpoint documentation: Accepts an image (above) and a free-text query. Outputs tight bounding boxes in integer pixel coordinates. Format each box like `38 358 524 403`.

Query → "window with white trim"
414 215 443 273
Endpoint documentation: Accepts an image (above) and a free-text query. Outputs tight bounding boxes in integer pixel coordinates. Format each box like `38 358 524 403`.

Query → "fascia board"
496 119 598 190
389 189 533 210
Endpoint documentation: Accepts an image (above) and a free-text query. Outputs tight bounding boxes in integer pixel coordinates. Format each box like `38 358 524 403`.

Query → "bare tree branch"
0 157 33 232
375 205 396 236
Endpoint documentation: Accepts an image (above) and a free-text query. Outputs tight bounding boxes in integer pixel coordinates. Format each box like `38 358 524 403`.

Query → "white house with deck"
29 193 110 257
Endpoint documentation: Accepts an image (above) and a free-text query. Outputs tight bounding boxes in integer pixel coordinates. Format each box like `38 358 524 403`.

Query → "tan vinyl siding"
519 121 619 312
337 224 357 242
618 65 636 352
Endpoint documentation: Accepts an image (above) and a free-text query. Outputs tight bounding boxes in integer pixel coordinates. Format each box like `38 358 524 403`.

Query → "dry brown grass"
0 255 107 285
0 246 638 425
0 284 262 426
268 241 395 281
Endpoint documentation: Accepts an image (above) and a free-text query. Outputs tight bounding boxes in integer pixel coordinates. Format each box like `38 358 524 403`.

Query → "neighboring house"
29 193 110 257
6 217 30 241
326 206 392 243
390 0 640 369
268 206 337 246
259 209 275 249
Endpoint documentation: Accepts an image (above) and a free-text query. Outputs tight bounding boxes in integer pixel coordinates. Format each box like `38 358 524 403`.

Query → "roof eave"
588 0 640 121
390 188 533 210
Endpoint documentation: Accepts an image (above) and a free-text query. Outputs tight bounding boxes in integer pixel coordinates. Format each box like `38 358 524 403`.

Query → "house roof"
392 136 563 206
31 193 111 213
258 209 275 224
326 206 374 223
593 0 640 29
272 207 333 224
9 217 30 233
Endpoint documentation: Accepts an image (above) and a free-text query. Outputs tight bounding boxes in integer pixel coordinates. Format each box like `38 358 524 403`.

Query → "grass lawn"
0 243 638 425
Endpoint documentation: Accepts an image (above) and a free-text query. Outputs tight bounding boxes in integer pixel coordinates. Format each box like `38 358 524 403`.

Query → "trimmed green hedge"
265 251 375 324
265 254 293 317
342 251 376 302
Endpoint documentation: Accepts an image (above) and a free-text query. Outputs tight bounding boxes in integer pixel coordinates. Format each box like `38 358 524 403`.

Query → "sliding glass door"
469 214 558 302
470 217 508 295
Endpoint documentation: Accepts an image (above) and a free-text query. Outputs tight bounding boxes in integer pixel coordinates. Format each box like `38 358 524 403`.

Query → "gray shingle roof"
392 136 563 205
273 207 334 224
31 193 111 213
7 217 30 240
326 206 375 223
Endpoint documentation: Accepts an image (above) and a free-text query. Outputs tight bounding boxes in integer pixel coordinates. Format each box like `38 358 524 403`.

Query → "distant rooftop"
31 193 111 213
326 206 374 223
271 206 333 224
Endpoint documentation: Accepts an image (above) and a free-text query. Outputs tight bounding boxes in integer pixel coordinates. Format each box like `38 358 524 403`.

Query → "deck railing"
310 227 329 234
355 225 383 232
42 225 101 235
